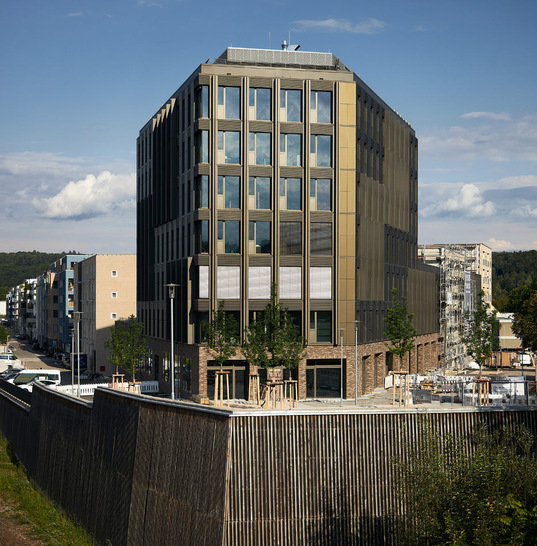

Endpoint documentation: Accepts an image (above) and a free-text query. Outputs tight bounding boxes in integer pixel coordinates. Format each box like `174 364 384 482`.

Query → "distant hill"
0 251 81 300
493 250 537 311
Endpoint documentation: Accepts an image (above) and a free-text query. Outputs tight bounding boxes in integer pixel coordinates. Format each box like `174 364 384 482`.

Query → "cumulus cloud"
460 112 511 121
487 238 516 251
420 114 537 162
33 171 135 220
421 183 496 218
292 18 385 35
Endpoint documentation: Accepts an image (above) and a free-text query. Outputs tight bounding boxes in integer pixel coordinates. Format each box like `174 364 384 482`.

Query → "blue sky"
1 0 537 254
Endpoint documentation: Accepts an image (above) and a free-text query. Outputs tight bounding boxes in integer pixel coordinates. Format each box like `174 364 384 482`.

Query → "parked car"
18 378 58 392
79 371 110 383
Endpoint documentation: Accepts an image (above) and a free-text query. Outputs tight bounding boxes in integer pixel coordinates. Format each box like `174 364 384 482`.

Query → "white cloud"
460 112 511 121
487 238 516 251
33 171 135 220
292 18 385 35
421 183 496 218
67 11 84 17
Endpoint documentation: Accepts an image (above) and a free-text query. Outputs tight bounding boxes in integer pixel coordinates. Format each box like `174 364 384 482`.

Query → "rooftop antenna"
281 37 300 51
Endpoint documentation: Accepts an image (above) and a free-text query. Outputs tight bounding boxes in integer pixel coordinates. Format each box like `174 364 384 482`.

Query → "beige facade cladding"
76 254 136 375
137 47 440 400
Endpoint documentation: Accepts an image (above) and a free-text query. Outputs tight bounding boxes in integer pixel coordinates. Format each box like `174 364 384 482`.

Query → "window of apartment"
310 178 331 211
249 266 271 299
248 221 271 254
249 132 271 165
280 221 302 254
249 87 271 120
196 130 209 163
248 176 270 210
196 85 209 119
311 90 332 123
111 270 118 277
310 311 332 343
195 175 209 208
310 135 332 167
218 86 240 119
195 220 209 253
217 266 240 299
112 292 118 298
217 131 240 164
111 313 117 320
279 266 302 299
218 220 240 254
280 133 302 166
53 310 58 318
310 267 332 299
280 89 301 122
280 177 301 210
199 265 209 299
217 175 240 209
311 223 332 255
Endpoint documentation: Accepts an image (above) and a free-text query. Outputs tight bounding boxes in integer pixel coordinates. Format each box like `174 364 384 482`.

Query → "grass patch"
0 432 93 545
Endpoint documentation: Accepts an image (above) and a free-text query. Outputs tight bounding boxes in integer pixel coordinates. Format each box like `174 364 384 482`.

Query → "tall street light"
166 283 179 400
73 311 82 397
340 328 344 407
354 320 360 406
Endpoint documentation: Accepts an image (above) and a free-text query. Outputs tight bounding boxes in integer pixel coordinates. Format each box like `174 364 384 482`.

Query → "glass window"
249 132 271 165
248 176 270 209
310 178 331 211
249 87 271 120
310 311 332 342
280 222 302 254
196 175 209 208
311 90 332 123
280 133 302 166
249 221 271 254
217 175 240 208
195 220 209 253
218 220 240 253
280 177 301 210
218 86 240 119
218 131 240 164
310 223 332 255
196 130 209 163
281 89 302 121
196 85 209 119
311 135 332 167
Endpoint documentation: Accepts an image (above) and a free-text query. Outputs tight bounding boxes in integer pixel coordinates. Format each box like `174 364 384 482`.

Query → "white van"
0 353 21 372
7 369 61 386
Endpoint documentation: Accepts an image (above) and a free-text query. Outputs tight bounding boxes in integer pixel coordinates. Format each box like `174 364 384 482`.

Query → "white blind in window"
217 266 240 299
249 267 271 299
310 267 332 299
199 266 209 299
279 267 301 299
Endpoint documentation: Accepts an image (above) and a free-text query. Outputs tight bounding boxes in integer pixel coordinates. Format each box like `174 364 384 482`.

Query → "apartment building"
74 254 136 375
137 45 440 400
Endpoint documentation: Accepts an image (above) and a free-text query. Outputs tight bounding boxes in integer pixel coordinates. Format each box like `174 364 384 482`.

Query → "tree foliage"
384 288 416 370
0 325 10 346
461 290 498 373
393 422 537 545
204 300 239 371
104 315 150 381
493 250 537 311
242 283 307 370
512 291 537 353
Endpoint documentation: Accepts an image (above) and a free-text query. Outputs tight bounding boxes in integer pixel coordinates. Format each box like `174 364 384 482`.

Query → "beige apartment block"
74 255 136 375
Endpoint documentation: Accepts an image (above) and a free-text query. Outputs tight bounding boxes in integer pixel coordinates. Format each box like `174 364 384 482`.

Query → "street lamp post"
73 312 82 397
340 328 344 407
70 328 74 395
354 320 360 406
166 283 179 400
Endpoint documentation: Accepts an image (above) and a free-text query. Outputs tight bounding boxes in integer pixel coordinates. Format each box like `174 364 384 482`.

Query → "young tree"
242 283 307 370
461 290 498 375
204 300 239 371
384 288 416 371
512 290 537 355
104 315 150 382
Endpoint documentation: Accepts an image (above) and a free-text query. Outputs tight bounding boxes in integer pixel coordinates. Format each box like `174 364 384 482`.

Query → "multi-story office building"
74 254 137 375
137 46 440 400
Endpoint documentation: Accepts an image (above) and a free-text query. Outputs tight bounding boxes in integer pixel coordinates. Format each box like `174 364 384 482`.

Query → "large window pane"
197 86 209 119
312 90 332 123
255 221 270 253
225 220 240 253
219 131 240 164
317 312 332 342
283 134 302 166
250 87 271 120
287 178 301 210
316 179 331 210
311 135 332 167
196 130 209 163
219 86 240 119
249 132 271 165
282 89 302 121
196 175 209 208
311 223 332 255
280 222 302 254
249 176 270 209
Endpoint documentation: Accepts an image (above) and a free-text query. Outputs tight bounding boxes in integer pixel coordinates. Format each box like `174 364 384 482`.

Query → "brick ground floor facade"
143 332 440 401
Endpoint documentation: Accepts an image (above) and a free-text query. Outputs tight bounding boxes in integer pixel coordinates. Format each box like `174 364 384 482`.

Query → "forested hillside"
493 250 537 311
0 251 80 299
